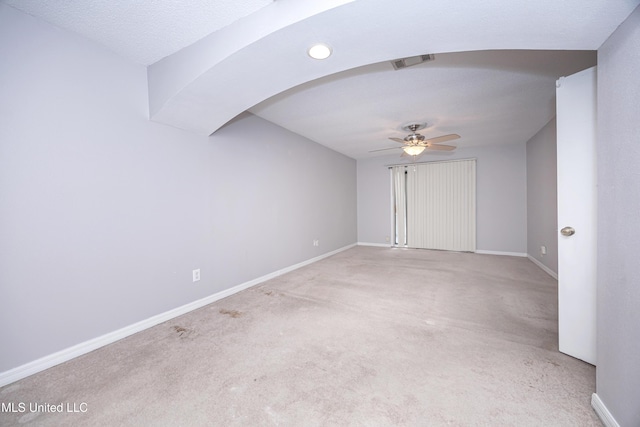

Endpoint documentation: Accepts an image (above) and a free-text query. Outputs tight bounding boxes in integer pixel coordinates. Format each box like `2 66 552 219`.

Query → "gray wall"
357 143 527 254
596 5 640 427
526 119 558 274
0 5 356 373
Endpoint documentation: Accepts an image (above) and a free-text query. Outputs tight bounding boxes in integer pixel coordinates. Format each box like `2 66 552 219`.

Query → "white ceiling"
250 50 596 158
3 0 274 65
5 0 639 159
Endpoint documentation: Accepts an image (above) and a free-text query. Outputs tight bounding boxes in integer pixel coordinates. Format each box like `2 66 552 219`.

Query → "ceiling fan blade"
369 147 402 153
389 137 406 144
425 134 460 145
426 144 456 151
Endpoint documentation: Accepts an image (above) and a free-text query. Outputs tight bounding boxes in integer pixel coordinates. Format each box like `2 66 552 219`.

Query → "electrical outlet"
313 239 319 247
385 236 390 242
540 245 547 256
192 269 201 282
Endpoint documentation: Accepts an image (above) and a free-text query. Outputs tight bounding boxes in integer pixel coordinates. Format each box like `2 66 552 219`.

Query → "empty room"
1 1 639 426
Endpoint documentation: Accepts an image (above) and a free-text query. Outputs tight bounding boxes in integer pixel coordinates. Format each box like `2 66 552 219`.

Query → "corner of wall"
591 393 621 427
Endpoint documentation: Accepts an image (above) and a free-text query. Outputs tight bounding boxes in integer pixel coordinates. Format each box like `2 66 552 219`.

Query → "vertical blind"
393 159 476 252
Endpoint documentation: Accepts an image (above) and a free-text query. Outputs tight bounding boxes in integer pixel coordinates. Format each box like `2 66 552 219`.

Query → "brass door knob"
560 226 575 237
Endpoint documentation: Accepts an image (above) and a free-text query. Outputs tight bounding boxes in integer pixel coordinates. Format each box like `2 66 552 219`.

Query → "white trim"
385 157 479 168
527 255 559 279
357 242 392 248
390 167 396 249
591 393 620 427
0 244 356 387
475 250 527 257
357 246 530 256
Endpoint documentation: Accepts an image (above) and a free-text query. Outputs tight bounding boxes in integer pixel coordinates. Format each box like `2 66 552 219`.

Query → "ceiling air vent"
391 54 435 70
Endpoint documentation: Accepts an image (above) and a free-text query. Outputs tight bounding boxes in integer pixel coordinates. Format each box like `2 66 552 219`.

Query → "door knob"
560 226 575 237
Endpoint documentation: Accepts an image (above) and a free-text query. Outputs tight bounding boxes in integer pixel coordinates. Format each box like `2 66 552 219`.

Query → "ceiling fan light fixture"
403 145 426 156
307 43 332 60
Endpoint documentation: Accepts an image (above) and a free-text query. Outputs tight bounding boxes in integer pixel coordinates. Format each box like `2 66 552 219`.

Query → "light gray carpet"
0 247 601 426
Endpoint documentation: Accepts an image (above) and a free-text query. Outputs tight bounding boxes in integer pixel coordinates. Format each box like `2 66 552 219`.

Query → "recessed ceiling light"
308 43 332 60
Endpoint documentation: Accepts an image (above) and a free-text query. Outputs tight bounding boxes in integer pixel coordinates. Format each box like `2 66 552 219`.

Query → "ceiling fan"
370 123 460 157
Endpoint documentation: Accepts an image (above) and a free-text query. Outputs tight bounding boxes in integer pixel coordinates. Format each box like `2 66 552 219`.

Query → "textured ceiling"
4 0 639 159
3 0 273 64
250 50 597 158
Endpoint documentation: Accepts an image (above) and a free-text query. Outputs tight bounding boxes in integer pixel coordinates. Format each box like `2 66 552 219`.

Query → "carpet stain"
219 309 243 318
257 288 275 297
172 326 193 338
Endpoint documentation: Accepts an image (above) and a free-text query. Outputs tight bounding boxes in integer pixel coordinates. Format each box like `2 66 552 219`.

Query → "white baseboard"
0 244 356 387
592 393 620 427
475 249 527 257
527 255 558 279
359 245 529 256
357 242 392 248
